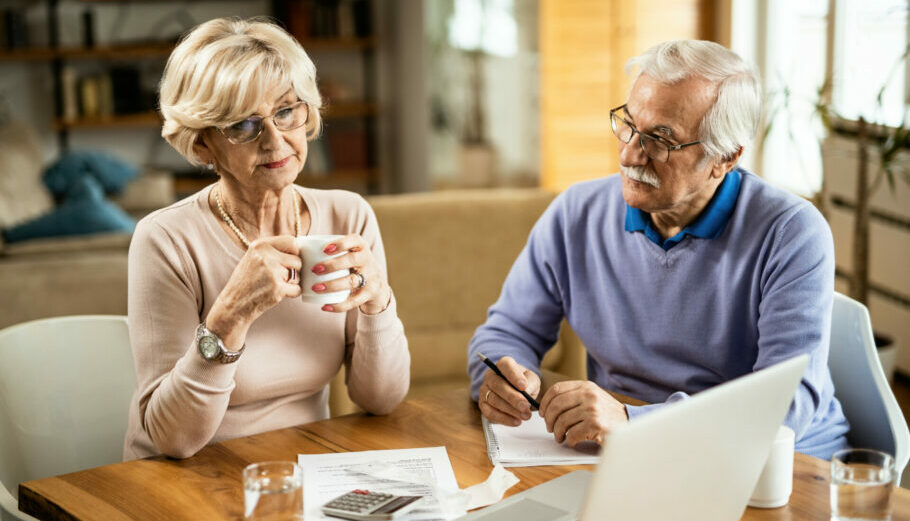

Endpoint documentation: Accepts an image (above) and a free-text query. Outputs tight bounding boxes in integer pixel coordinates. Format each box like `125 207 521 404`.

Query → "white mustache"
622 165 661 188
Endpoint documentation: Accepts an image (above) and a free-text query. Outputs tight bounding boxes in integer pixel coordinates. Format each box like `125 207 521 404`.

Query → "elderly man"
467 39 849 459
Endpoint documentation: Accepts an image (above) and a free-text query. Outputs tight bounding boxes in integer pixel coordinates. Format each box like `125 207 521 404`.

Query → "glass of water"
830 449 895 521
243 461 304 521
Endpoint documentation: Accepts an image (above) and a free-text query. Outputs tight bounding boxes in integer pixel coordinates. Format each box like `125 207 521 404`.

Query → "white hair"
159 17 323 166
625 40 762 162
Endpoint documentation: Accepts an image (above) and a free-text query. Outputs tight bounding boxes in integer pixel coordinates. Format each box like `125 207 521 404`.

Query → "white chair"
0 315 136 521
828 292 910 483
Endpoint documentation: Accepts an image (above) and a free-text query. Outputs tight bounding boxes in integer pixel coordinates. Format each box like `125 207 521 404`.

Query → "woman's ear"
192 132 212 165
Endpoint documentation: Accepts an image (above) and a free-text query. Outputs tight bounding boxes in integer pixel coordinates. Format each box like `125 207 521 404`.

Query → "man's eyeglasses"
218 101 309 144
609 104 701 162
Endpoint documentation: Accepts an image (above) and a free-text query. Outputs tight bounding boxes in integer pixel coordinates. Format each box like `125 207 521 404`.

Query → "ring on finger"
484 389 492 403
353 272 366 289
288 268 298 282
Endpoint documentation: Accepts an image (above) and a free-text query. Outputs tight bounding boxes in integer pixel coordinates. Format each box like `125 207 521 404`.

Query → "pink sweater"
123 185 409 460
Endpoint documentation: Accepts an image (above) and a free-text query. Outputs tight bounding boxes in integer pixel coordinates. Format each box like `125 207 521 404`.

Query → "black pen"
477 352 541 410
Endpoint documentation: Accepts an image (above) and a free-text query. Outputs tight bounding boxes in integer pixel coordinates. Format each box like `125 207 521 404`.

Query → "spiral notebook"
482 414 601 467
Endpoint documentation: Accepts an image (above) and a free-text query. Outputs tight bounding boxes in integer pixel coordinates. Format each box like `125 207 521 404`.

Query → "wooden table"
19 389 910 520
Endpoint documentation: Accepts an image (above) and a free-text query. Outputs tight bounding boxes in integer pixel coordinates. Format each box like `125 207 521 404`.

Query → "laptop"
457 354 810 521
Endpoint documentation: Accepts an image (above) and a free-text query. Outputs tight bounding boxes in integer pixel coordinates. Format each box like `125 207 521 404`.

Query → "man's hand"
477 356 541 426
538 380 629 447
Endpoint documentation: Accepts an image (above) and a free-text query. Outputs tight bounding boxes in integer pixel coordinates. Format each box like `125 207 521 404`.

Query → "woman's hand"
206 236 302 343
309 234 392 315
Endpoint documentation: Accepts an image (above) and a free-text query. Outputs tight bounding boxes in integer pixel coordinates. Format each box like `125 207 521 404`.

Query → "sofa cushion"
0 232 131 258
43 150 139 196
0 120 53 229
1 176 135 244
0 250 129 330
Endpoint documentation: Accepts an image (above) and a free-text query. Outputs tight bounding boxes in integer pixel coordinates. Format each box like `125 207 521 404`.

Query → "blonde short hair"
159 17 322 166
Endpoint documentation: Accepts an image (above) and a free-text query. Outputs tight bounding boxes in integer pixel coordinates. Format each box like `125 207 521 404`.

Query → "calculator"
321 489 423 520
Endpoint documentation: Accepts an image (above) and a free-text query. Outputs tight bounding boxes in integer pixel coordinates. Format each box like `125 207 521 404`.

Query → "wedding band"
354 272 366 289
288 268 298 282
484 390 492 403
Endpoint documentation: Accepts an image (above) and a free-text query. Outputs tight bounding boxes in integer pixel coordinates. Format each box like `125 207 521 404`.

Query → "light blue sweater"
467 169 849 460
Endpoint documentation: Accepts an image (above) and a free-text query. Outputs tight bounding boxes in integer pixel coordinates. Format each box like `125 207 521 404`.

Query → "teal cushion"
43 151 139 196
1 176 135 243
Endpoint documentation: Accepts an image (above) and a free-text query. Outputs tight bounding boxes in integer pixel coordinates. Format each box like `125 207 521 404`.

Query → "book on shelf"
81 9 95 48
350 0 372 37
61 66 79 122
3 8 29 49
337 0 355 38
97 73 114 117
63 66 152 122
110 66 143 115
79 76 100 119
327 128 367 171
283 0 371 40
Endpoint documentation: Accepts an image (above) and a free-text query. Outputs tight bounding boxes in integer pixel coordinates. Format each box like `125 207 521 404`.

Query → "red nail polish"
324 244 337 254
312 264 325 274
322 304 334 312
312 283 326 292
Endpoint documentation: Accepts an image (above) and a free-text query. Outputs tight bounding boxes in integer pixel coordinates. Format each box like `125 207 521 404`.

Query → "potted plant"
764 47 910 381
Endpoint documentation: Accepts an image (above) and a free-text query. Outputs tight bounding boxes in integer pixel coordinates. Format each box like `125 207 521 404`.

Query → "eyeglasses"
609 104 701 162
217 101 309 144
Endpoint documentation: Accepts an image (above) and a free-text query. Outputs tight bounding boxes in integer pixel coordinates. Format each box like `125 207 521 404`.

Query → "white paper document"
298 446 464 520
483 415 601 467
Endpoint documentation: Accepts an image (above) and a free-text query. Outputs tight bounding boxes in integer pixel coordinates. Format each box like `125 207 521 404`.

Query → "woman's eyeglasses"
218 101 309 144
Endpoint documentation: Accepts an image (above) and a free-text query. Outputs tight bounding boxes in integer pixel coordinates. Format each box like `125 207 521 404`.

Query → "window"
832 0 908 126
732 0 909 195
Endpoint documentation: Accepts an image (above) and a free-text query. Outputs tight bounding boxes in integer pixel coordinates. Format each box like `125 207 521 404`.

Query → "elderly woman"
123 17 409 460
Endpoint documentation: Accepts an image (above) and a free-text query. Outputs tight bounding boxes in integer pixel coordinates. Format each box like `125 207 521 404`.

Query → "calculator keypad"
322 490 422 520
325 490 393 513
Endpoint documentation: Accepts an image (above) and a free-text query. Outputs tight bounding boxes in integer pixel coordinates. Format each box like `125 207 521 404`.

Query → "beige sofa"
0 188 586 415
0 171 174 330
330 189 587 414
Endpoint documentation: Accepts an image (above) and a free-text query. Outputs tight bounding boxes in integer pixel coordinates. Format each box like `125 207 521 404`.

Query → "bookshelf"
274 0 382 193
3 0 384 195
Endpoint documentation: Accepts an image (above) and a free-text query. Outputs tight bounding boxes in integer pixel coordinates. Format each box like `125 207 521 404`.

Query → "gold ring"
484 390 492 403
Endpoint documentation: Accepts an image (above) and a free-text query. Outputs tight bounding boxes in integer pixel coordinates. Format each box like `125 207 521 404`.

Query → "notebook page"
482 415 601 467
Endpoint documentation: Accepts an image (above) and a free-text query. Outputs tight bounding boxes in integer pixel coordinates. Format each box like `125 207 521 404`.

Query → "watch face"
199 336 221 360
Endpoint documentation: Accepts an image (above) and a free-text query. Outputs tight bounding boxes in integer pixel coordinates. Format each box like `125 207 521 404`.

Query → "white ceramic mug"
296 235 350 305
748 425 795 508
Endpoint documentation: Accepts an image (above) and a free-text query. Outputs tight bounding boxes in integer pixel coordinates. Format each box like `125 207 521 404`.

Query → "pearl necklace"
214 186 301 249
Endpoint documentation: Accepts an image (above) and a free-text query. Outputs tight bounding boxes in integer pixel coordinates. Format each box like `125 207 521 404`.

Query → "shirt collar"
624 168 742 250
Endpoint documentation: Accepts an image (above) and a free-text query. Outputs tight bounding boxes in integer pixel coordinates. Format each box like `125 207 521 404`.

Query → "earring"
206 162 214 171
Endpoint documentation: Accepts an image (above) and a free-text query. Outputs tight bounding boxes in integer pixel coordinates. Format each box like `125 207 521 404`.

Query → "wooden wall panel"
541 0 718 192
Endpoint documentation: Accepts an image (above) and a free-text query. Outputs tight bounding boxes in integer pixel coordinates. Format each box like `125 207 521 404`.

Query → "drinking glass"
830 448 895 521
243 461 304 521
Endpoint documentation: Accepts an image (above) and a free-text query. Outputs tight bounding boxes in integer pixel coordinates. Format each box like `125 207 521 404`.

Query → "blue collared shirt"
624 169 743 250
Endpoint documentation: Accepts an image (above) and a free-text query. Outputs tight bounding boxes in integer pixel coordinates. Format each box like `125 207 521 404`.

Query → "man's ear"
192 132 212 165
712 146 743 178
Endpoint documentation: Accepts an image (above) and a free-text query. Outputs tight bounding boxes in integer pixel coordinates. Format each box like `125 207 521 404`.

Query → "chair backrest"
828 292 910 482
0 315 136 521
